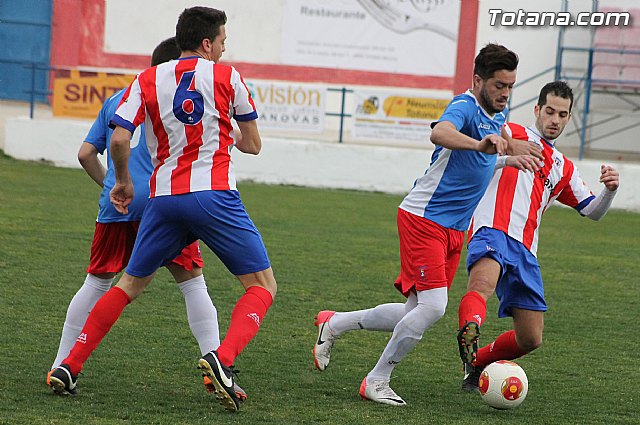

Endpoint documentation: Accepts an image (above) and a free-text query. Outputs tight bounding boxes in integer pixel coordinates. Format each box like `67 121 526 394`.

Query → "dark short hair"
474 43 519 80
175 6 227 52
537 81 574 111
150 37 180 66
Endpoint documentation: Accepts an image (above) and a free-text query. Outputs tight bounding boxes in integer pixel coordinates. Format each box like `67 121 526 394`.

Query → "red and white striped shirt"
112 57 257 197
469 123 595 256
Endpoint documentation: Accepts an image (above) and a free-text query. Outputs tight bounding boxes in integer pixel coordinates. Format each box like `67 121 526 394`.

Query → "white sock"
178 275 220 356
51 274 113 368
368 287 448 381
329 296 418 336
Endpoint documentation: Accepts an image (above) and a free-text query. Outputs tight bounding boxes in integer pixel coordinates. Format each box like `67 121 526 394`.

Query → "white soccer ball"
479 360 528 409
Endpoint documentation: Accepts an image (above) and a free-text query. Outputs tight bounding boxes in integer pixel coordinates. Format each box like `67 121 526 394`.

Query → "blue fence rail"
6 65 359 144
326 87 353 143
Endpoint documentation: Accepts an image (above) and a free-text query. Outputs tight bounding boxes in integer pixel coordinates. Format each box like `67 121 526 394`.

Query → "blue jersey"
399 91 507 231
84 89 153 223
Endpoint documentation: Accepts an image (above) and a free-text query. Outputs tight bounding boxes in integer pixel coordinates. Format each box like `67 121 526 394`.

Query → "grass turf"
0 152 638 424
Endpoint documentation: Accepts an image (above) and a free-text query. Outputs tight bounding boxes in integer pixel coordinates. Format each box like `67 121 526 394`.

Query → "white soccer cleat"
313 310 337 371
359 376 407 406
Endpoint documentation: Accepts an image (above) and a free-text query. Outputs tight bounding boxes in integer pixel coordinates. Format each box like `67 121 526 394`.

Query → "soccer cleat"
313 310 337 371
203 376 247 402
462 363 482 393
359 376 407 406
48 364 77 396
198 351 240 412
457 321 480 365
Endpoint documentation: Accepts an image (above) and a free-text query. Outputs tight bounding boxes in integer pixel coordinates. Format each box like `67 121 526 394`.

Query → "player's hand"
505 155 542 173
478 134 507 155
600 164 619 191
110 181 134 215
506 137 544 160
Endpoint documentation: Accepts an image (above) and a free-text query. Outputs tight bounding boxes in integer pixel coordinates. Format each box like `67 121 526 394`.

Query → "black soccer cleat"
48 364 77 396
197 351 240 412
462 363 482 393
457 321 480 365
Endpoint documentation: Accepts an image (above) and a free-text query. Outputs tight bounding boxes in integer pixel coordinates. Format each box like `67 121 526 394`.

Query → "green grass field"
1 152 638 424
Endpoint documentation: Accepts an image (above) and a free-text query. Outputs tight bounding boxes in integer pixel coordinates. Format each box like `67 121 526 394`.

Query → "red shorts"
86 222 204 274
394 208 464 297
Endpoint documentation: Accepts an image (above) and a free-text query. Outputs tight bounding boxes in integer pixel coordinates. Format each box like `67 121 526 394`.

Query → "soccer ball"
479 360 528 409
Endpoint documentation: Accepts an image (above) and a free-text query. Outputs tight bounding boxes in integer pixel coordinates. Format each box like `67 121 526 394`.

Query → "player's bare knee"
237 268 277 298
467 277 495 300
167 264 203 283
431 304 447 320
116 273 152 300
517 335 543 353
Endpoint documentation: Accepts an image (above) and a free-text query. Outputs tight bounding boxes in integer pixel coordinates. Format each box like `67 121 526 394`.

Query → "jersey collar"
465 90 506 121
527 125 556 148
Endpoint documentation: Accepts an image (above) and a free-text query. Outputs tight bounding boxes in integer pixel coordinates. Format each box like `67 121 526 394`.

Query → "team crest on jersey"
418 266 428 281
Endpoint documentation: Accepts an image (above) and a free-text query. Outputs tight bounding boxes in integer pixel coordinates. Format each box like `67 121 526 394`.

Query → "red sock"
63 286 131 375
458 291 487 329
475 330 527 368
216 286 273 366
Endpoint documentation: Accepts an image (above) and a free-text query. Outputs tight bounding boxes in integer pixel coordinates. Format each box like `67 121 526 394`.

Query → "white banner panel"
352 90 450 142
247 80 326 133
281 0 460 76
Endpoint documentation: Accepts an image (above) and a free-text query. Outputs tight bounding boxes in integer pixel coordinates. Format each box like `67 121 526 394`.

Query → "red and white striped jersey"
469 123 595 256
112 57 258 197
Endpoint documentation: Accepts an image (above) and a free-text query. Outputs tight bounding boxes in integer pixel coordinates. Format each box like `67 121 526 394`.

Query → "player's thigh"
466 227 508 298
189 191 271 276
444 228 464 287
397 209 451 291
166 241 205 283
87 221 138 275
468 257 502 298
125 199 193 278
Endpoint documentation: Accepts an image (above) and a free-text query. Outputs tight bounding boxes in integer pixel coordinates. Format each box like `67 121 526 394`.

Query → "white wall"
5 116 638 212
105 0 283 64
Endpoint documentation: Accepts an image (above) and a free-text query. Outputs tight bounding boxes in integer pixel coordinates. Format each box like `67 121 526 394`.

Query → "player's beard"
542 127 563 141
479 86 503 115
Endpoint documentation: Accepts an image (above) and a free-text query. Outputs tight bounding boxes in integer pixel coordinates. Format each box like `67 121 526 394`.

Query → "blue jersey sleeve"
84 101 111 154
437 96 475 131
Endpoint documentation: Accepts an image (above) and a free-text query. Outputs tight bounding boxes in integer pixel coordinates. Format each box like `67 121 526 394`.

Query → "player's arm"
235 120 261 155
431 121 507 155
77 142 106 188
579 165 619 221
494 155 541 173
501 126 544 160
109 126 134 214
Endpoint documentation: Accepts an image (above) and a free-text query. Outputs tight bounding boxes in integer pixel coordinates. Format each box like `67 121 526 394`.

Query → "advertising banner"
52 70 135 119
282 0 460 77
247 80 326 133
353 90 450 142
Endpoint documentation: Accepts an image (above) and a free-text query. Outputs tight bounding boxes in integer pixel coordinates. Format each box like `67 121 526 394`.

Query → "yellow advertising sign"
382 96 449 120
52 70 136 119
353 90 451 142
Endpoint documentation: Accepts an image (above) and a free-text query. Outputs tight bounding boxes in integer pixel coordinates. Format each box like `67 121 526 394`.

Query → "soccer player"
456 81 619 391
48 7 276 413
47 37 246 401
313 44 543 406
